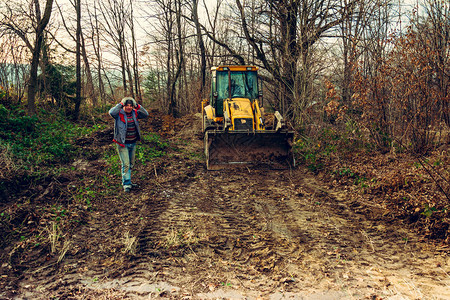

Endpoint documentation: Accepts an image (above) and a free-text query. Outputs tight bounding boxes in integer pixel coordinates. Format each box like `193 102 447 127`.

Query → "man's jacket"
109 103 149 146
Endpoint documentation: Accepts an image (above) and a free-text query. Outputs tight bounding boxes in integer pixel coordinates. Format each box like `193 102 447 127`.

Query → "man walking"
109 97 149 192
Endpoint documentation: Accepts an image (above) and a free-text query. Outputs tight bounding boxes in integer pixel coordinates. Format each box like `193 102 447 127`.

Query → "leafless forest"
0 0 448 151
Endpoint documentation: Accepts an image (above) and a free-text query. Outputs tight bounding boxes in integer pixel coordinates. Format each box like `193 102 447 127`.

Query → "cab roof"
211 66 258 72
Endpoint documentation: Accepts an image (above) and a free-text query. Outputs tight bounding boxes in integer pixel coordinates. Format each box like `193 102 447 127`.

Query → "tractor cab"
210 66 259 118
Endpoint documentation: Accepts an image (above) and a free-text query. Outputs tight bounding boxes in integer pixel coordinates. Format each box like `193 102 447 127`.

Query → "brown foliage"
351 27 450 153
324 80 347 123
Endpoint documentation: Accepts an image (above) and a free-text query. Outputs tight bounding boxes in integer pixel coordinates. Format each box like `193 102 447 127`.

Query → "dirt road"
7 113 450 299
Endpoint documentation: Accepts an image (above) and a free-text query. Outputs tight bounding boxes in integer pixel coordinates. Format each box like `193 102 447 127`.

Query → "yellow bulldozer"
201 65 295 170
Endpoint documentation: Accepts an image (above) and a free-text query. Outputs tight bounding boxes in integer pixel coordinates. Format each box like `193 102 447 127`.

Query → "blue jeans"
116 143 136 187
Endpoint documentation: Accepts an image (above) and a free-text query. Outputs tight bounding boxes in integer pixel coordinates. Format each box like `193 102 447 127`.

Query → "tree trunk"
169 0 184 117
81 32 96 106
193 0 206 98
73 0 82 121
27 0 54 115
129 0 141 101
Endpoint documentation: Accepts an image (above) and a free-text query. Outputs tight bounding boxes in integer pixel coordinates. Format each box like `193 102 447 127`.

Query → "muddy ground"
0 111 449 299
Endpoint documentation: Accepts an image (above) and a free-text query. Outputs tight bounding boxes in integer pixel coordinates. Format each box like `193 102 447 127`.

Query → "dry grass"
47 221 71 263
0 144 19 179
163 227 201 249
47 222 60 254
122 231 137 256
58 240 72 263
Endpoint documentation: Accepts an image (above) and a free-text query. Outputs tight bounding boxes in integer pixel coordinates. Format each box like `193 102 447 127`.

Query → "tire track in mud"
16 197 143 296
196 171 287 270
119 161 220 285
196 166 449 298
323 192 449 288
283 174 450 298
120 166 311 295
122 184 175 283
65 163 450 299
134 192 169 260
119 162 449 299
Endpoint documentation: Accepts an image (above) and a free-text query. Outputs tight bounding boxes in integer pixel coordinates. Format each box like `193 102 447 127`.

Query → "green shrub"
0 104 100 169
103 147 120 175
139 133 168 162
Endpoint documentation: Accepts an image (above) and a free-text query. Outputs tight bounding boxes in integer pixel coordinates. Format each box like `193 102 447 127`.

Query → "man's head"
121 97 136 113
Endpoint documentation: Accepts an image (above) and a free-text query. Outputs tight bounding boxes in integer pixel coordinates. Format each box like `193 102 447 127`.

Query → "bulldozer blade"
205 130 295 170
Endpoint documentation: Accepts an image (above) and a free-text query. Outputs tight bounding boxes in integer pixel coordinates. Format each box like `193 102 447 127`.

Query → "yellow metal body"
253 99 264 131
202 65 294 169
222 97 265 131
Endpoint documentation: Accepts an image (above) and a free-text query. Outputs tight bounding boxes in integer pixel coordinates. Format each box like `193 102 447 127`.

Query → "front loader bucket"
204 130 295 170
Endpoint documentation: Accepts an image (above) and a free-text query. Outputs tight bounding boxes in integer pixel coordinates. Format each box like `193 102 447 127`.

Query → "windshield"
216 71 258 101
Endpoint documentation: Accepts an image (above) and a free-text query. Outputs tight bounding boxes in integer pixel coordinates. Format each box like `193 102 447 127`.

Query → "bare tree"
230 0 356 124
128 0 141 101
192 0 207 98
0 0 54 114
74 0 82 120
0 35 28 102
148 0 176 113
201 0 223 66
86 0 106 103
421 0 450 129
27 0 54 115
99 0 133 97
167 0 185 117
339 0 378 105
